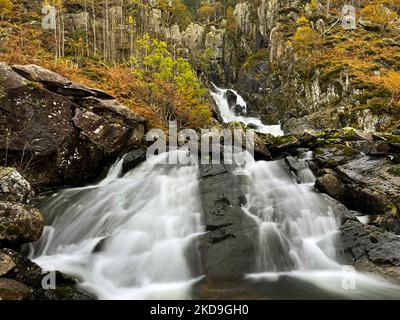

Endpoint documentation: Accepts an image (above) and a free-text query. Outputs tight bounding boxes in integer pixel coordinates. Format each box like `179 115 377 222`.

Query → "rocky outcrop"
339 216 400 281
199 160 258 280
0 63 147 189
182 23 205 51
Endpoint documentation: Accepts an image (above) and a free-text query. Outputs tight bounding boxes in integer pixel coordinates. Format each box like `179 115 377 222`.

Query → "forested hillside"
1 0 399 132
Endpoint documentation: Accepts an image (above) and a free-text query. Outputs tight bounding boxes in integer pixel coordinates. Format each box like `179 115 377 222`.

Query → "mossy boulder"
0 167 34 203
0 201 44 245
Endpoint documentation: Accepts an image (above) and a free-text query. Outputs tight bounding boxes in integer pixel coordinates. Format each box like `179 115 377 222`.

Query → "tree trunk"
92 0 97 54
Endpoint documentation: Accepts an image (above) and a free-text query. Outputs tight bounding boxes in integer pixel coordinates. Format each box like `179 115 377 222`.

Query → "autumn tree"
0 0 12 20
131 34 211 128
197 3 216 24
171 0 192 29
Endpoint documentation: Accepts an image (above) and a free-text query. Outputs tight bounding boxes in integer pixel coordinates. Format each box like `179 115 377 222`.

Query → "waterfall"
28 148 400 299
210 84 283 136
28 151 204 300
236 153 400 299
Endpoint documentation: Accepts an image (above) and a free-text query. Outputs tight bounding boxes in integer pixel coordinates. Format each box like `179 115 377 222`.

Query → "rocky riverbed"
1 64 400 299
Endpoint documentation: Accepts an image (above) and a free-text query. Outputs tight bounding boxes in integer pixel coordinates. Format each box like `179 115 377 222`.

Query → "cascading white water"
236 153 400 299
27 145 400 299
28 151 204 300
210 85 283 136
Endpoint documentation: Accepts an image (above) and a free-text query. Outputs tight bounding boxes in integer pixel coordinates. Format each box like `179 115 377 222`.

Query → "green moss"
383 134 400 143
388 165 400 177
387 203 398 216
242 49 269 70
270 135 297 146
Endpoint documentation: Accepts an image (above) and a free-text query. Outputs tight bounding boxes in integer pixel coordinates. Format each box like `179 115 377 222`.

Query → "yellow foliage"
361 2 398 31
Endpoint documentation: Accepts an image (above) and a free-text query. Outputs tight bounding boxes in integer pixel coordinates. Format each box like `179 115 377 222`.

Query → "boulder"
0 63 147 189
0 83 76 156
0 251 16 276
0 278 32 300
315 169 345 200
0 202 44 245
11 64 113 99
0 63 27 91
198 161 258 280
349 140 389 156
336 156 399 214
77 97 146 128
73 109 130 154
314 144 360 167
0 167 34 203
12 64 71 86
122 147 147 173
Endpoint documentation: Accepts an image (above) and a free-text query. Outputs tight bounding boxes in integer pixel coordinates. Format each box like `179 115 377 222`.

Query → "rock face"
0 63 147 189
339 216 400 280
0 201 44 245
198 161 258 280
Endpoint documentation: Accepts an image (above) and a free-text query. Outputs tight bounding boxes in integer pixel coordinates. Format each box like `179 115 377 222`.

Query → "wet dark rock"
253 134 271 160
73 109 130 154
198 162 258 280
0 84 76 156
225 90 237 109
0 202 44 245
233 104 246 116
209 97 224 123
77 97 146 128
55 134 105 186
339 218 400 279
247 123 259 130
335 156 400 233
0 249 93 300
122 147 147 173
267 135 300 156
